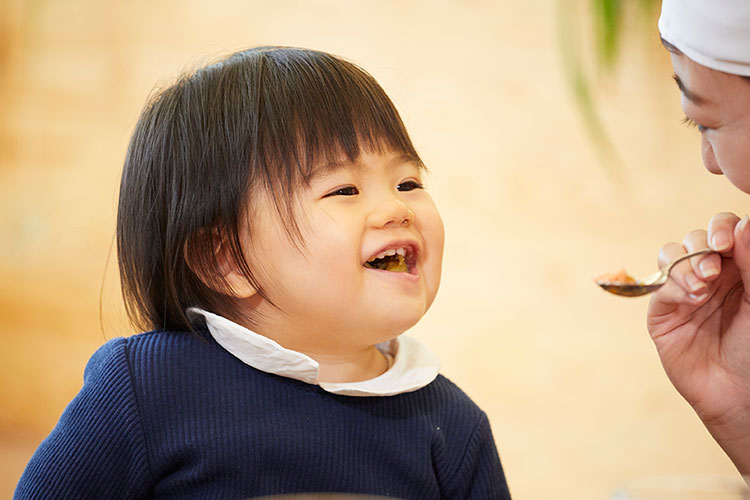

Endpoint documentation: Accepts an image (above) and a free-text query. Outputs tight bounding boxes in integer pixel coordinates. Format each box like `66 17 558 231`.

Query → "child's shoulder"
405 374 489 424
91 328 201 355
86 329 220 377
83 329 244 401
427 374 481 404
124 328 211 350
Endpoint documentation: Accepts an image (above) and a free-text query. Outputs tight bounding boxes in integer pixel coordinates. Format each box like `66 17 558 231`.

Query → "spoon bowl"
596 248 715 297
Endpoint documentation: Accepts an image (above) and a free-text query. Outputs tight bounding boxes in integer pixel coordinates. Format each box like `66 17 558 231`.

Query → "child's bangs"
244 48 423 248
254 48 423 190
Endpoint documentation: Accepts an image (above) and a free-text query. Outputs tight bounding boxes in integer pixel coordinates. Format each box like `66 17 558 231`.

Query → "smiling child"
15 46 512 499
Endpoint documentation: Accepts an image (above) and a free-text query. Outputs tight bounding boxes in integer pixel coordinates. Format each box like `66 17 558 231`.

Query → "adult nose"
701 135 722 175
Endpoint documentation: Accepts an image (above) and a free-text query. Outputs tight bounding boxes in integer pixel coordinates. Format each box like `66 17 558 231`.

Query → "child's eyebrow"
672 73 710 106
311 153 423 178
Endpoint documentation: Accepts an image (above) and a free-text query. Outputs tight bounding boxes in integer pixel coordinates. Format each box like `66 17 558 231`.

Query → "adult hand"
647 212 750 477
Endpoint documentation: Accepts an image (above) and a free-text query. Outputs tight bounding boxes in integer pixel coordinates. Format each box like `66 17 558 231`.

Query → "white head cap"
658 0 750 76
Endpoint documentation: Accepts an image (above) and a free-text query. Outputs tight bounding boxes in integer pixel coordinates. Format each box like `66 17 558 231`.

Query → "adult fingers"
732 216 750 304
657 241 684 268
658 241 708 302
682 229 722 283
708 212 741 254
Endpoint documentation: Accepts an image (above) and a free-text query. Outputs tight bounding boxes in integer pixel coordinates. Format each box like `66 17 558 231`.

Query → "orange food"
595 269 637 284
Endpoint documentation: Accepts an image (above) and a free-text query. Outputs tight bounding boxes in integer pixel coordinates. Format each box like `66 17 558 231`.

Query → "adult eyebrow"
672 73 709 106
660 36 681 55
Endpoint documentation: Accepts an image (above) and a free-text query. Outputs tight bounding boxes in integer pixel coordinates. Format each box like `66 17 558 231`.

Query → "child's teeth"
373 248 401 260
368 247 408 263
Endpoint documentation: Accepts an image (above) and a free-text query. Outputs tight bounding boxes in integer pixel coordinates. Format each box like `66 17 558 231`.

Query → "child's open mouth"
364 247 412 273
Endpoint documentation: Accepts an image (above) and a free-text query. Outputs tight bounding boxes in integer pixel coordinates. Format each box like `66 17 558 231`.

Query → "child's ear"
184 229 258 299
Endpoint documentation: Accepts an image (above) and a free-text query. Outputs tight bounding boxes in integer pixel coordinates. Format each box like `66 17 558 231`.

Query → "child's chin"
374 309 426 338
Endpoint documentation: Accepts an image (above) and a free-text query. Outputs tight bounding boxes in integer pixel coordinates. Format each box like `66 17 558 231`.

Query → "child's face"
670 52 750 193
241 149 445 354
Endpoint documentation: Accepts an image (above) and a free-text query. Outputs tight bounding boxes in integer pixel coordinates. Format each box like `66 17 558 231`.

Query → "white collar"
187 307 440 397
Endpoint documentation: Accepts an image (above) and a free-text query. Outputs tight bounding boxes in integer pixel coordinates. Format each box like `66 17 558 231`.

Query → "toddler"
15 46 511 499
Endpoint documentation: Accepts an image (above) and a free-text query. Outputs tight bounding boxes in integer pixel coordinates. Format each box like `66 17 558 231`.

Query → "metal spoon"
596 248 716 297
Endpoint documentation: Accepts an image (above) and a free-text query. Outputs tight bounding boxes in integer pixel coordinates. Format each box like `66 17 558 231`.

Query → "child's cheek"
426 204 446 257
422 209 445 306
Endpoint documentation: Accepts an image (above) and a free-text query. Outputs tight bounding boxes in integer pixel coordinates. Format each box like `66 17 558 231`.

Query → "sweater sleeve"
442 412 512 500
14 337 153 500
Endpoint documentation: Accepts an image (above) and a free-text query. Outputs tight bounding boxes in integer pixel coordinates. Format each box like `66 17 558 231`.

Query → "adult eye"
324 185 359 197
682 116 709 133
397 180 423 192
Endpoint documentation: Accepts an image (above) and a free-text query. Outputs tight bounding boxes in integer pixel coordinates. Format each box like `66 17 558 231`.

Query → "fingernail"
699 259 719 278
685 273 706 293
738 216 750 248
711 232 731 251
688 292 708 302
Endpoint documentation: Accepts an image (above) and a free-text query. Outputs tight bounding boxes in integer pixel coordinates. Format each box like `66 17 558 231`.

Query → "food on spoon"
595 269 637 285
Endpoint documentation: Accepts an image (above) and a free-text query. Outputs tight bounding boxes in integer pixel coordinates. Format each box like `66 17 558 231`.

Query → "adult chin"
722 172 750 195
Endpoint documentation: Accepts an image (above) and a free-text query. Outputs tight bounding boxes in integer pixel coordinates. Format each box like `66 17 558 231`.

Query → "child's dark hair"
117 46 422 332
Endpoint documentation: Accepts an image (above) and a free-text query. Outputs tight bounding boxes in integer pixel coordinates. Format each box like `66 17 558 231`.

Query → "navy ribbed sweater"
15 330 511 499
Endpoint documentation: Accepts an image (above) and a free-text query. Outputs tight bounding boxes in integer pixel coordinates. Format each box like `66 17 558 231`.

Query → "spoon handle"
665 248 715 276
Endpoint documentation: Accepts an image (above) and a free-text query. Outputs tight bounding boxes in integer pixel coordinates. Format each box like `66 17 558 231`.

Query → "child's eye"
397 180 423 192
682 116 708 133
324 185 359 197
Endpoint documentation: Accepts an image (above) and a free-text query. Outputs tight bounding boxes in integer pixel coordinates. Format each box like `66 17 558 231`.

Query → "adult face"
669 52 750 193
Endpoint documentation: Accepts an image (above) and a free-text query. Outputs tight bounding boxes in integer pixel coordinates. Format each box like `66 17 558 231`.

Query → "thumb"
732 215 750 296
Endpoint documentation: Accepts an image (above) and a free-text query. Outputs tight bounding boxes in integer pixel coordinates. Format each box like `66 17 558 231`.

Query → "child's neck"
310 346 389 383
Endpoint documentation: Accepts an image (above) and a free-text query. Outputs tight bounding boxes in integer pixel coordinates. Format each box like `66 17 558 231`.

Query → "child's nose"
369 197 416 229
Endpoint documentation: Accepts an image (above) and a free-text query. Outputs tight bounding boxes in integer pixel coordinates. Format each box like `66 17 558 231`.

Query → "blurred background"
1 0 748 498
